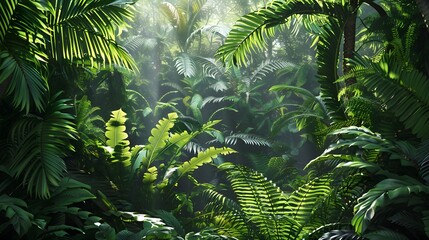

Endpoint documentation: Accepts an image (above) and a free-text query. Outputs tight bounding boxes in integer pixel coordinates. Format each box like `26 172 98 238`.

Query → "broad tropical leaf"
352 177 429 234
0 195 33 237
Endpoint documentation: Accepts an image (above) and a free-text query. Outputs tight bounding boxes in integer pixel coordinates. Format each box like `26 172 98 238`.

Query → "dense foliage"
1 0 429 239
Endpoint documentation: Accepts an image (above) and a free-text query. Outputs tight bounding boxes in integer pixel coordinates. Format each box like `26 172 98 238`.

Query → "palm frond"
0 0 18 40
48 0 137 70
5 94 76 199
215 0 346 66
0 49 47 113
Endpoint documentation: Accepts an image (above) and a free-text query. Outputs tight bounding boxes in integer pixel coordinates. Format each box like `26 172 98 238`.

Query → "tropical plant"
0 0 137 113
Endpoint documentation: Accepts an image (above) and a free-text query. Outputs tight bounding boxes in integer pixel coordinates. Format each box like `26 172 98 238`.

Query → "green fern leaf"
220 163 302 239
145 112 178 167
285 175 332 224
105 109 131 167
105 109 129 147
178 147 236 178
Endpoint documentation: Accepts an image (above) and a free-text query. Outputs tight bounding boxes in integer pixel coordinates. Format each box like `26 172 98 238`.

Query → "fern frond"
350 53 429 139
285 174 332 225
176 147 236 181
105 109 129 147
220 163 302 239
6 95 76 199
250 60 294 82
224 133 271 147
144 112 178 167
175 52 197 77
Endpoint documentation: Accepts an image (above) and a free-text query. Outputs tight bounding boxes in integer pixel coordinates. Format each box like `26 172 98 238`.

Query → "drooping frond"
47 0 137 70
224 133 271 147
250 59 294 82
352 177 429 234
349 53 429 139
4 95 76 199
0 51 48 113
316 18 346 122
215 0 346 66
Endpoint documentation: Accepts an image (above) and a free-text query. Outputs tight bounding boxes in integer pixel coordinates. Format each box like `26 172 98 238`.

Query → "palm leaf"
0 50 47 113
215 0 346 66
48 0 136 70
0 0 18 40
5 94 76 199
